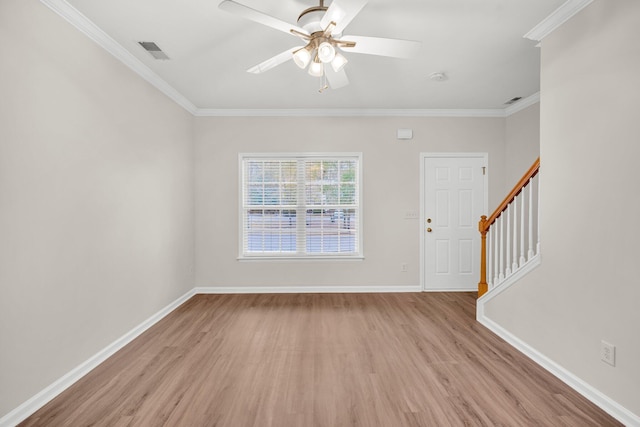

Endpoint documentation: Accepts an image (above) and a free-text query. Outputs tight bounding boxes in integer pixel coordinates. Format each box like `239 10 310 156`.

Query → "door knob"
426 228 432 232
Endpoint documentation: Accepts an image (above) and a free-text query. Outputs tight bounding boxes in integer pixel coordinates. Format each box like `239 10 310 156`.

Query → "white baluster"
519 190 526 267
512 195 519 272
498 215 505 282
535 175 541 256
487 227 493 288
493 222 499 286
505 206 512 277
528 179 534 260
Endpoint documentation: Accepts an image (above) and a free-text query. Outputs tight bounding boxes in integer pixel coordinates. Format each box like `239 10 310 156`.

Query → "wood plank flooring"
20 293 621 426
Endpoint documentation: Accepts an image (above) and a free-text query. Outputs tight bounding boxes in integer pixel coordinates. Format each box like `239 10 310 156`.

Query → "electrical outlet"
601 341 616 366
401 263 408 272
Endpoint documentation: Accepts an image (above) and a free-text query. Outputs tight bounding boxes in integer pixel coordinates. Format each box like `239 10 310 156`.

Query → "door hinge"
482 166 486 175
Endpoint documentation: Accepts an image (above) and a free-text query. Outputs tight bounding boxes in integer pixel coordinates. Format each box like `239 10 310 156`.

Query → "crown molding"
39 0 198 115
38 0 538 119
195 98 542 117
194 108 508 118
524 0 594 42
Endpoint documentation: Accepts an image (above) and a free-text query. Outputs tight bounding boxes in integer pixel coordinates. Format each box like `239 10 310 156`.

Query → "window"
240 153 362 259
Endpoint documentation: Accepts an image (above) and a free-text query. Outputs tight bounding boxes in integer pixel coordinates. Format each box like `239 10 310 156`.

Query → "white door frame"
419 153 489 291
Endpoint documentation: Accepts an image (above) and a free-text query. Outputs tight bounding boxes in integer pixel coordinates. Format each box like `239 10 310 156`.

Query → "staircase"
478 158 540 298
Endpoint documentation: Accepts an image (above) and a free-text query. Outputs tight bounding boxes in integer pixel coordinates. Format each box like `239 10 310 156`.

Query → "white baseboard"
477 255 639 425
194 285 422 294
478 310 640 426
5 283 637 427
0 285 419 426
0 288 196 427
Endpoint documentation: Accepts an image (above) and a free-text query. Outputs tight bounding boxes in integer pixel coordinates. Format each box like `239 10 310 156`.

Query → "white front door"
422 154 487 291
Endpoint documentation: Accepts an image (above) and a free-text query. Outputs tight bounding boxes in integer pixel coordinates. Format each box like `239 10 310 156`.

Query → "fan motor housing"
297 7 327 33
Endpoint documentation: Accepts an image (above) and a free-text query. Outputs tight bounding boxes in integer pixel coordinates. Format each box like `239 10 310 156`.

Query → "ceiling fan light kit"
218 0 421 91
293 47 312 69
331 52 348 72
308 60 324 77
317 42 336 63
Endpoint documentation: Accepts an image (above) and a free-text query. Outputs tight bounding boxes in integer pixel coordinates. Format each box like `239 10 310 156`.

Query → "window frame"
238 152 364 260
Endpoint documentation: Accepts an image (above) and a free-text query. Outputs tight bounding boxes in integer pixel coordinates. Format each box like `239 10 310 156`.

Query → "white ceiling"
63 0 566 111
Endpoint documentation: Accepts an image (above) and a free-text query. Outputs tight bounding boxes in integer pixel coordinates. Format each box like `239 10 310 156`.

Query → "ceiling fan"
219 0 421 91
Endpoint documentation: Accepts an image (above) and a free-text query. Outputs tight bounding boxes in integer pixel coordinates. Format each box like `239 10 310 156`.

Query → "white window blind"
240 153 362 258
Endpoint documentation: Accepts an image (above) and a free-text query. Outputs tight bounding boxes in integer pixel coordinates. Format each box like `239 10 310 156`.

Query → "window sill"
237 255 365 262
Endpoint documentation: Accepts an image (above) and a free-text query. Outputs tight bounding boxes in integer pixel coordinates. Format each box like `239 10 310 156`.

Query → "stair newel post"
478 215 489 297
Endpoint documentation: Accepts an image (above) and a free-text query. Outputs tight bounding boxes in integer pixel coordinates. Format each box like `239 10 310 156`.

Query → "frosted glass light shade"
331 52 348 72
308 60 324 77
293 48 311 69
317 42 336 63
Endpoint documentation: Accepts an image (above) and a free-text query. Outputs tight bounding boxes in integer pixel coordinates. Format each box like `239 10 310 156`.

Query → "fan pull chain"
318 74 329 93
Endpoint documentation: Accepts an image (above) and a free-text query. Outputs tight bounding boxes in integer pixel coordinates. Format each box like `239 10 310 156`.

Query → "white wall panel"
0 0 194 417
485 0 640 418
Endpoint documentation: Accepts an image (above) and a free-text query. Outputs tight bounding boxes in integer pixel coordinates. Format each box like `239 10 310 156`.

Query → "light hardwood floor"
21 293 621 426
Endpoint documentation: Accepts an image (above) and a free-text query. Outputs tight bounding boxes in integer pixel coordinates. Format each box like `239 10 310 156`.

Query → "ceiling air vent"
504 96 522 105
138 42 170 60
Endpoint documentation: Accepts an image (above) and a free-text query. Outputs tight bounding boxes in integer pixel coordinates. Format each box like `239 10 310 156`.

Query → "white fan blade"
340 35 421 58
325 67 349 89
320 0 368 35
219 0 309 38
247 46 303 74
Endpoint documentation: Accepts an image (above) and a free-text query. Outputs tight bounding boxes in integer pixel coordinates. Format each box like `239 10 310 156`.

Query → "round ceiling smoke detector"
429 72 448 82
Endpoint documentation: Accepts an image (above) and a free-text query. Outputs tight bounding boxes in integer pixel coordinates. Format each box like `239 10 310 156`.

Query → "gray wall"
505 104 540 188
484 0 640 416
0 0 548 420
0 0 195 415
194 116 507 289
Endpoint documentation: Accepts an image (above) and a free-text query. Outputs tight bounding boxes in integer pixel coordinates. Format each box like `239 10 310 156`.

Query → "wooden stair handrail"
481 157 540 233
478 157 540 297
